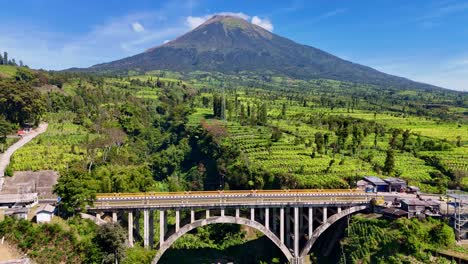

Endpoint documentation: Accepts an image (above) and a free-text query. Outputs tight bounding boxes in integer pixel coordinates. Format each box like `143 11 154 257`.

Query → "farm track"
0 123 48 191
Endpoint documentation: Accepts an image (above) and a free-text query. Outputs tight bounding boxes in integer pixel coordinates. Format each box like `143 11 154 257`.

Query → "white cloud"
251 16 274 32
186 15 211 29
163 39 170 44
131 22 145 32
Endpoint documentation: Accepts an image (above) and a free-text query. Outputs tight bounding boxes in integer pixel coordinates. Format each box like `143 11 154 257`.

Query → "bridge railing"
95 189 366 199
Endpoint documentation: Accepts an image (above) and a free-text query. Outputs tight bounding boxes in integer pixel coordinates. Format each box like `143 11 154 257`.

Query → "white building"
35 204 55 223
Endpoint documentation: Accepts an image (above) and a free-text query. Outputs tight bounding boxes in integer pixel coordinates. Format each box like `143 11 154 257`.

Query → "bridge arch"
299 205 368 258
152 215 294 264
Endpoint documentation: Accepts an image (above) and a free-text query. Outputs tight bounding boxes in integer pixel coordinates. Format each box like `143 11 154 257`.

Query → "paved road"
91 190 372 211
0 123 48 191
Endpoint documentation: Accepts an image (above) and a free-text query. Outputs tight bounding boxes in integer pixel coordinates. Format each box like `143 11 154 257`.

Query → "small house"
384 177 407 192
400 199 440 218
363 176 389 192
382 207 408 220
35 204 55 223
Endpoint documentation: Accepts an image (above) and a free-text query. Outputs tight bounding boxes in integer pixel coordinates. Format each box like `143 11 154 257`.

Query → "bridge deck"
91 189 374 211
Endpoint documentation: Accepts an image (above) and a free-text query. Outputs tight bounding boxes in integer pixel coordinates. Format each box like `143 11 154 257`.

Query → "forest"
0 64 466 263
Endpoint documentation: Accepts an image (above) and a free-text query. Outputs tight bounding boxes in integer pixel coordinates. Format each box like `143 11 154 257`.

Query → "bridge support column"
250 208 255 221
292 257 304 264
308 207 313 238
338 207 342 213
235 208 240 218
265 208 269 230
323 207 327 224
280 207 284 244
95 212 102 224
294 207 299 257
128 211 134 247
112 212 117 223
221 208 225 217
175 210 180 232
206 209 210 219
190 210 195 223
159 210 165 245
143 210 149 248
286 207 291 248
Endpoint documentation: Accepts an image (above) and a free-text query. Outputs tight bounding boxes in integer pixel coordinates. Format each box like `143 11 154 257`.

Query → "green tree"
314 132 324 154
271 127 282 142
383 149 395 175
402 129 411 151
53 169 97 214
94 223 127 264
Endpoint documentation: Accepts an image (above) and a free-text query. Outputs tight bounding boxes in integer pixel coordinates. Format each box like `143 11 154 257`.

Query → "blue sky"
1 0 467 91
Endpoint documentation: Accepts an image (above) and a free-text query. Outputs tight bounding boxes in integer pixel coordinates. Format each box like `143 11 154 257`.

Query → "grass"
9 113 94 172
0 65 18 78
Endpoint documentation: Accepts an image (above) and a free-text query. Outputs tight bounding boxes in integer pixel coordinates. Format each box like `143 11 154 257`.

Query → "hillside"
81 15 444 91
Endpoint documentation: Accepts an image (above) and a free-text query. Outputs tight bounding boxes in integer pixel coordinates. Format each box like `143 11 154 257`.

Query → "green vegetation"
0 61 466 262
0 217 143 264
340 215 465 264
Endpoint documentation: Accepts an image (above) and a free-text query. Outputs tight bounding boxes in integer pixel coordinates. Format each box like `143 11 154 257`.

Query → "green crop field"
0 65 18 78
9 113 94 172
188 82 468 192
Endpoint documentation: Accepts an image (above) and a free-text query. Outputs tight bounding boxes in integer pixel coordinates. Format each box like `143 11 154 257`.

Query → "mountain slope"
85 15 443 91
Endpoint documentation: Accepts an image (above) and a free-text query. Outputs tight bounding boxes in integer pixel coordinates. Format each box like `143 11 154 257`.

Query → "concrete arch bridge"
89 189 374 263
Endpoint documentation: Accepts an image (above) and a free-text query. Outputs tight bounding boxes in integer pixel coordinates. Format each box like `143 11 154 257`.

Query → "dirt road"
0 123 48 190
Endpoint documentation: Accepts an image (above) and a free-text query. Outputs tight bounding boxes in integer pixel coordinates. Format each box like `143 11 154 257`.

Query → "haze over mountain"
82 15 443 91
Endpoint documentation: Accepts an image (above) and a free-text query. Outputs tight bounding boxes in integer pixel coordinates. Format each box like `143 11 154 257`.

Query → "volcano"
85 15 442 90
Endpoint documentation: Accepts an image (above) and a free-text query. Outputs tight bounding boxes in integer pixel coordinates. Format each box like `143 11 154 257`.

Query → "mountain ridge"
78 15 446 91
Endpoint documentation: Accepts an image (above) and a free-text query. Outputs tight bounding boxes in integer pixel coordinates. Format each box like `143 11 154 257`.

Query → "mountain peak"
87 14 442 91
197 14 263 33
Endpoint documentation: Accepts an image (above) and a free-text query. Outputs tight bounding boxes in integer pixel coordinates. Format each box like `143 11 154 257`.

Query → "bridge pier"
250 208 255 221
175 210 180 232
323 207 327 224
128 211 134 247
265 208 269 230
190 209 195 223
159 210 165 245
294 207 299 257
286 207 291 248
308 207 313 238
280 207 285 244
143 210 149 248
112 212 117 223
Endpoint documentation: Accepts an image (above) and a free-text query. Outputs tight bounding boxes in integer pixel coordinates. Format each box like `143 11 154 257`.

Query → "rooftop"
384 177 406 184
363 176 388 185
401 199 440 207
382 207 408 216
36 204 55 214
